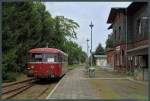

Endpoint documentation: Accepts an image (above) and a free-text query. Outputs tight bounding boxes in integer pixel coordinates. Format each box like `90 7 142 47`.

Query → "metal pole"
86 39 89 66
89 21 94 67
91 27 92 67
86 39 89 57
125 8 128 73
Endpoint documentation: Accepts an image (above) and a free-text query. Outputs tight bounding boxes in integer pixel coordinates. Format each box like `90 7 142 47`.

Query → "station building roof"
107 2 147 24
127 2 147 15
107 8 126 24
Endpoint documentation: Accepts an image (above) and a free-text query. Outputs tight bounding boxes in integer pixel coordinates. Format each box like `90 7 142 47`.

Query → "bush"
3 72 18 82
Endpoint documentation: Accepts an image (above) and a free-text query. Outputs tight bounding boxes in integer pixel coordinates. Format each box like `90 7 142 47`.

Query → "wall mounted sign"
116 46 120 51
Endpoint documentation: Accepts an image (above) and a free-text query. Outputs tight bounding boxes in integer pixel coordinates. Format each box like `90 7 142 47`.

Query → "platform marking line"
63 77 129 80
46 77 64 99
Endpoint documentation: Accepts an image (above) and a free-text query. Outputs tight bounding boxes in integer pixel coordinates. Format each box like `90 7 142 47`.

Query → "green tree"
53 16 79 50
80 51 88 63
105 33 113 49
2 1 81 81
64 41 81 64
95 43 105 55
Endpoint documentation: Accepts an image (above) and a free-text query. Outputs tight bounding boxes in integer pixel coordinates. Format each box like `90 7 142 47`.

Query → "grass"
16 73 29 80
89 79 148 99
114 79 148 99
93 67 128 78
12 80 58 99
3 73 29 85
68 64 81 70
88 67 148 99
89 79 121 99
3 72 18 83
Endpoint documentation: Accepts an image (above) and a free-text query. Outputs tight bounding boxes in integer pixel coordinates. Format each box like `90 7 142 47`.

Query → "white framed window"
134 56 138 66
120 54 122 65
130 56 133 61
137 18 142 35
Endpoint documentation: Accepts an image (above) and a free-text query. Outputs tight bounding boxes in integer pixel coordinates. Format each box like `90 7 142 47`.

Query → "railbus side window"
54 54 57 62
58 54 62 62
61 54 64 62
63 54 65 62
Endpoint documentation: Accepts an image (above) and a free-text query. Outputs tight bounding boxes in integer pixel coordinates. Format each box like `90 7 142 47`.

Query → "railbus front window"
31 53 43 62
43 53 58 62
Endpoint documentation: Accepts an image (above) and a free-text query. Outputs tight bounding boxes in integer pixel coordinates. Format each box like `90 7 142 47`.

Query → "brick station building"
106 48 114 68
107 7 127 73
107 2 148 80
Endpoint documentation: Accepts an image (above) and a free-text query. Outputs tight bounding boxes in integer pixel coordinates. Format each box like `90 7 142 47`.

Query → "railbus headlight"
31 65 34 69
51 65 54 69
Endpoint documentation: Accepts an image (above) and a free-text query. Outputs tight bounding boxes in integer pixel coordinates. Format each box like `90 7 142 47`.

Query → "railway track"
2 78 35 99
37 87 49 98
2 77 62 99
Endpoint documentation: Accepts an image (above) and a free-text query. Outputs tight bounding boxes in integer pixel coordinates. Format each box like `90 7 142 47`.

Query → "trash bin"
88 67 95 77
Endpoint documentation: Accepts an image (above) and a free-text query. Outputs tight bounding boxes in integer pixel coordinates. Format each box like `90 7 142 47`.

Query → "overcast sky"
44 2 131 54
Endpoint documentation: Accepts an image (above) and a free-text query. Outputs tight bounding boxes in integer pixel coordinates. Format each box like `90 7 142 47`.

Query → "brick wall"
106 48 114 68
113 44 127 73
113 12 126 47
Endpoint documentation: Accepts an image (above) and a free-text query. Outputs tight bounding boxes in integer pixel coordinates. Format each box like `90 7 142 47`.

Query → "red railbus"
27 48 68 79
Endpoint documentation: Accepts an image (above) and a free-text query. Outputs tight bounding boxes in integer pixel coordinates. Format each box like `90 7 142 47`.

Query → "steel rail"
3 78 34 88
5 84 34 99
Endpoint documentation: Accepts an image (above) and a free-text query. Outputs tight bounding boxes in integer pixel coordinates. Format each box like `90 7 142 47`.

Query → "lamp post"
86 39 89 57
86 39 89 66
89 21 94 67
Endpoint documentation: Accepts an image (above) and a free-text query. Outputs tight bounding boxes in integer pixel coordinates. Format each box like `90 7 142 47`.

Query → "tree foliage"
64 41 87 64
105 33 113 49
95 43 105 55
2 2 86 80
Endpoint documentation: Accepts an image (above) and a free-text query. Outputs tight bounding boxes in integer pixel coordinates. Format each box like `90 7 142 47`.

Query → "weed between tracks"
3 73 30 86
2 72 59 99
2 79 35 99
11 79 59 99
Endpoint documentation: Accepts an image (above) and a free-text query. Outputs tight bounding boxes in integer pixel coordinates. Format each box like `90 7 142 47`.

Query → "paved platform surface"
47 67 100 99
47 66 148 99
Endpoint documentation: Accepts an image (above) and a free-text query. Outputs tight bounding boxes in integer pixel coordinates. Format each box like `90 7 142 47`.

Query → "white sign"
47 58 54 62
116 46 120 51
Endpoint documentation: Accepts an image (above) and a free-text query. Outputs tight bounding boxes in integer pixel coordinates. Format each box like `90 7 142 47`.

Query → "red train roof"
29 48 59 53
29 48 68 56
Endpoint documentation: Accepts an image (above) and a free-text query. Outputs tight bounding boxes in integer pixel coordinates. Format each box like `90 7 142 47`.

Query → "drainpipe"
125 8 128 73
148 2 150 99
